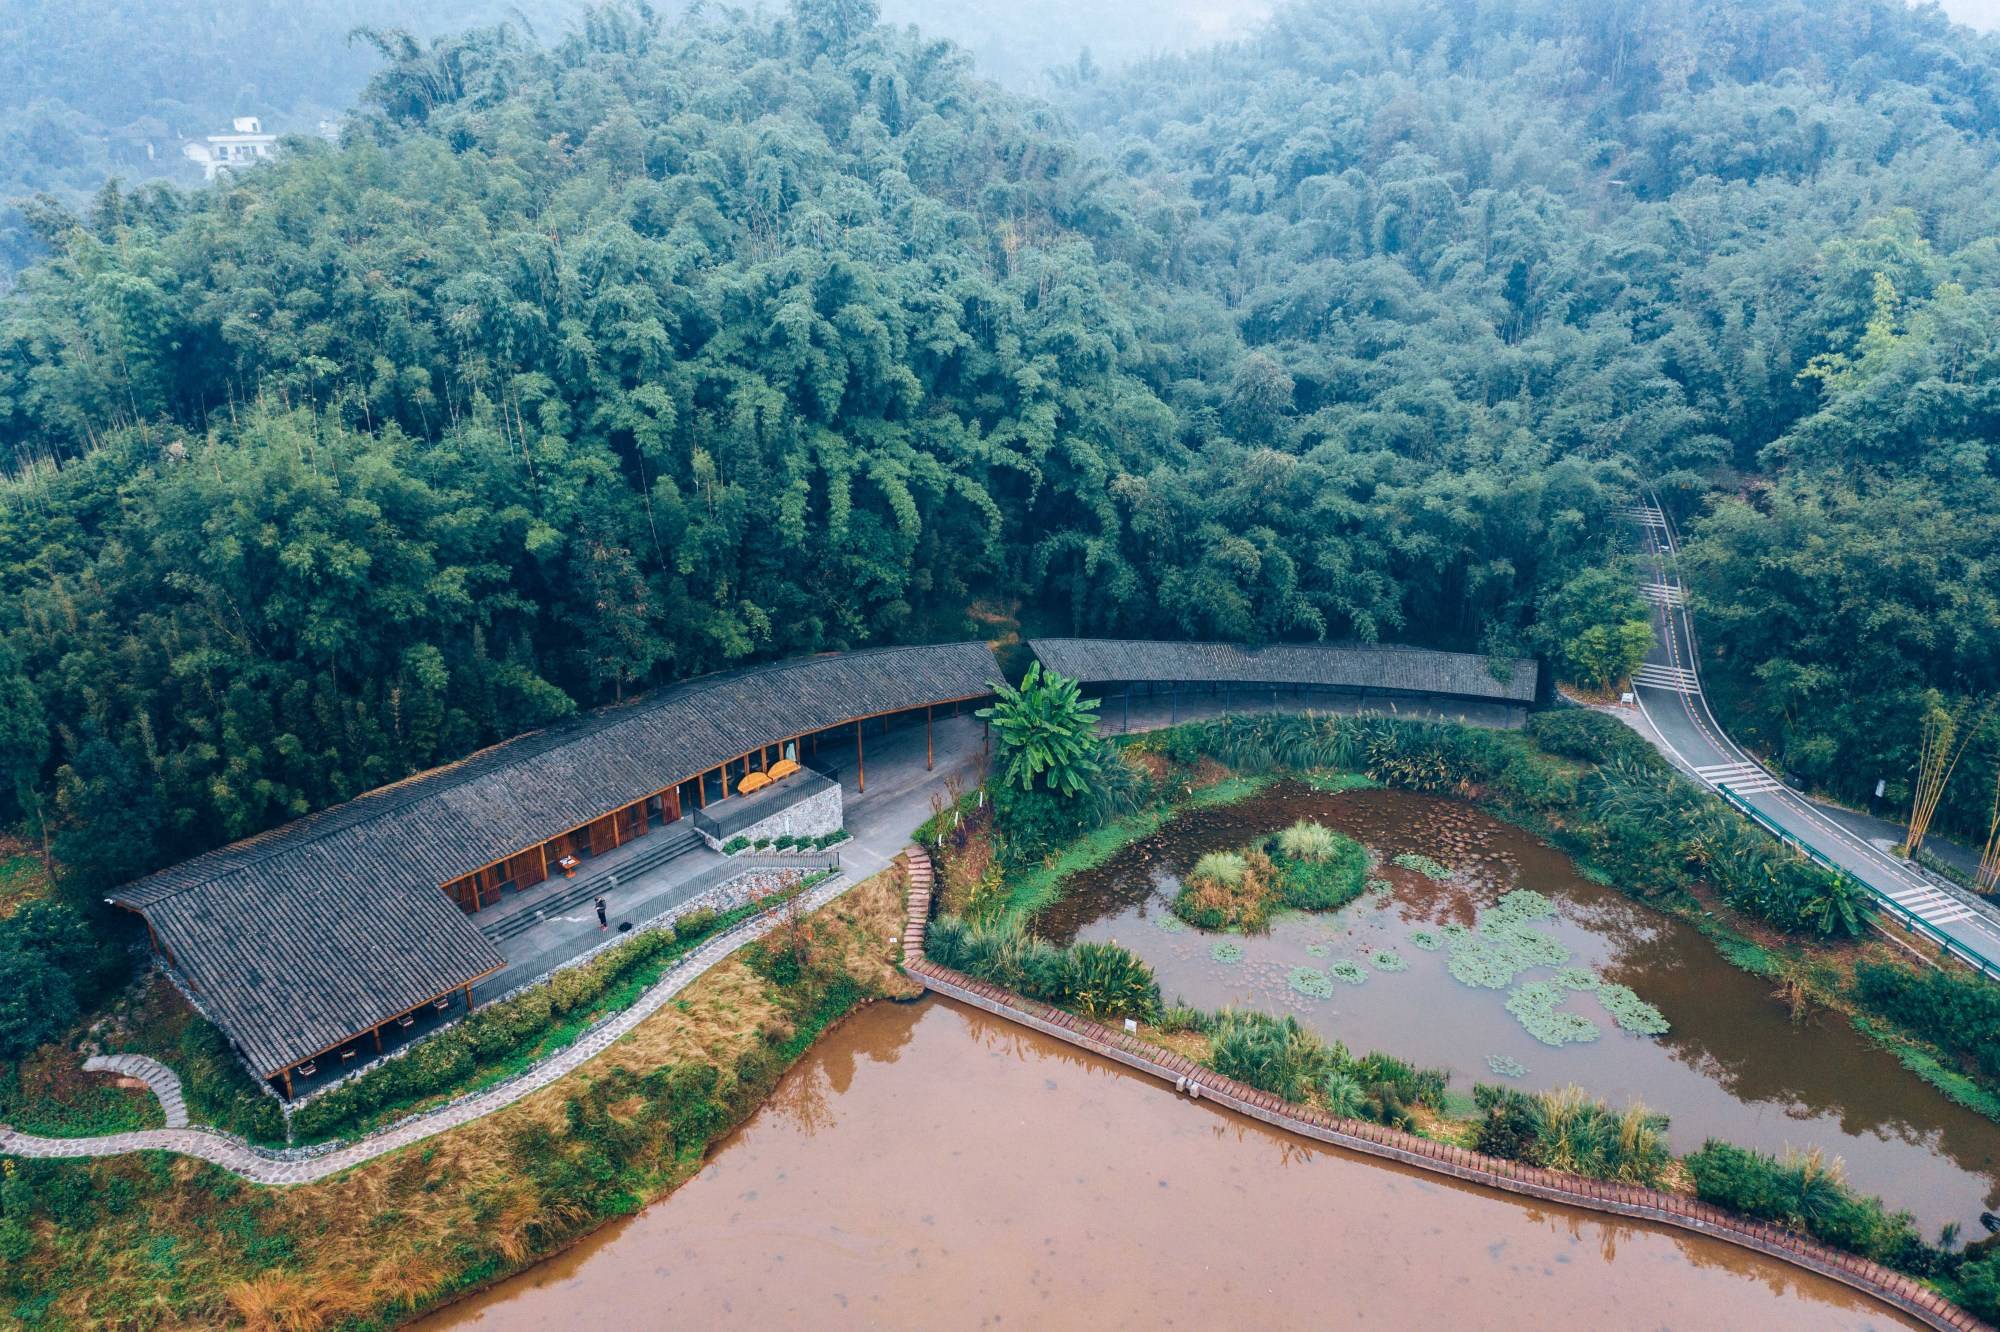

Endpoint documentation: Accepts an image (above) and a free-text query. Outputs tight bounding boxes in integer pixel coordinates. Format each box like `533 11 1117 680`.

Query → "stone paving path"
81 1053 188 1127
896 846 1989 1332
0 871 857 1185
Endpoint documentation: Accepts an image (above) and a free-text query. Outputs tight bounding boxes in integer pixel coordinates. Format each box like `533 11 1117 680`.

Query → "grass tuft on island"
1169 820 1369 932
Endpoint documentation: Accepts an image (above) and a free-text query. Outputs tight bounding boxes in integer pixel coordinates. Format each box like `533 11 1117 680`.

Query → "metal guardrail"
1712 785 2000 982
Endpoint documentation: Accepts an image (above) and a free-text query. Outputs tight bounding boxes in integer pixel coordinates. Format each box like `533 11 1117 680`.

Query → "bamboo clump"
1907 696 1994 856
1978 763 2000 894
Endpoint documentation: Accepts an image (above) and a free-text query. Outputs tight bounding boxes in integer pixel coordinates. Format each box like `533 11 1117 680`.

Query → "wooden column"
372 1024 383 1054
926 704 934 771
1123 688 1130 733
462 984 474 1012
1171 685 1178 725
280 1068 293 1099
855 718 866 793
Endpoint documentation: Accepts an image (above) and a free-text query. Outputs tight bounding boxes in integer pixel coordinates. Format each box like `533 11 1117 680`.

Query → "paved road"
1619 500 2000 978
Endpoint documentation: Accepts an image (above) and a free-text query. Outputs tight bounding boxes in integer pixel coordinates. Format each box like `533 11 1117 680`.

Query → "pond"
417 999 1918 1330
1038 783 2000 1237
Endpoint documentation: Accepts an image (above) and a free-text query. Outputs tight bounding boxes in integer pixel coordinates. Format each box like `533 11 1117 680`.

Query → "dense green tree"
1535 566 1656 692
0 0 1998 905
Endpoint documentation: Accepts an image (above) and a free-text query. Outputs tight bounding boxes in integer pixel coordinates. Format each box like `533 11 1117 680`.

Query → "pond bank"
415 995 1928 1332
902 849 1989 1332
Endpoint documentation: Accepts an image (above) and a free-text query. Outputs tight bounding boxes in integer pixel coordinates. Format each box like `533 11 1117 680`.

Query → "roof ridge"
116 640 998 906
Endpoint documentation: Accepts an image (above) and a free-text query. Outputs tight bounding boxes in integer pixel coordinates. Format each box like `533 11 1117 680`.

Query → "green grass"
0 849 51 914
0 1060 165 1137
1002 774 1276 923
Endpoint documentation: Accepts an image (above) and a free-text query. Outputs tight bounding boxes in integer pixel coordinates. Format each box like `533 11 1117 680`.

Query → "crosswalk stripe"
1640 583 1685 605
1692 761 1785 794
1631 664 1698 693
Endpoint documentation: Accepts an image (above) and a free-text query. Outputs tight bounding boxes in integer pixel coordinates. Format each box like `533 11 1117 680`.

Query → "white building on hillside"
184 116 279 181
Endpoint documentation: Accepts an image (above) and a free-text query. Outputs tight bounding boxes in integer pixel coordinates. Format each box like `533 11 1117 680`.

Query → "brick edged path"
81 1053 188 1127
0 872 854 1185
898 847 1989 1332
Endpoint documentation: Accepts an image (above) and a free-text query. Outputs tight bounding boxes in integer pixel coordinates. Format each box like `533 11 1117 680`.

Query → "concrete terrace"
470 708 992 1004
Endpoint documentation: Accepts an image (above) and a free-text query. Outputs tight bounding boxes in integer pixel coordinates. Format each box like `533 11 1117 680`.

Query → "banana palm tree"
978 664 1103 796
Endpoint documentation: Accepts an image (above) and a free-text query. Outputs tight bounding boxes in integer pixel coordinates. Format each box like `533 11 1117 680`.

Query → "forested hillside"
0 0 1996 901
1064 0 2000 834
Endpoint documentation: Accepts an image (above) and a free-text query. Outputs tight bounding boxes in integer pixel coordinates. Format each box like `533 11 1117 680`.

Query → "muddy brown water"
1037 783 2000 1236
420 999 1918 1331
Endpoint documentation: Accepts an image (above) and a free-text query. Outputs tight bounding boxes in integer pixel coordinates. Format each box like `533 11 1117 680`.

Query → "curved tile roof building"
1026 638 1538 705
112 642 1002 1084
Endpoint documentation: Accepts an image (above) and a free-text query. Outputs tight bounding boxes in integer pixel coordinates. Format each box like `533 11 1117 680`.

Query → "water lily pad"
1485 1054 1528 1078
1210 941 1245 965
1553 967 1599 990
1153 912 1190 933
1598 982 1671 1035
1368 948 1408 973
1288 966 1335 999
1506 980 1602 1047
1393 852 1452 880
1328 959 1368 985
1409 929 1442 951
1304 942 1329 958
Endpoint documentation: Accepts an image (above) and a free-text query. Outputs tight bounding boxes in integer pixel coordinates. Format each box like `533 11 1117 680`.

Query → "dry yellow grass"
24 865 915 1332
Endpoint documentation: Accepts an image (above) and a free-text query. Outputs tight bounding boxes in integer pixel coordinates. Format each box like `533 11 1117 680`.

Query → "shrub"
675 906 720 938
1353 1052 1448 1110
1528 709 1667 770
546 965 606 1017
1190 850 1247 887
1270 828 1369 911
773 835 795 850
1276 820 1340 862
1957 1250 2000 1323
925 914 971 969
1854 962 2000 1081
1173 848 1277 931
1058 942 1161 1021
1685 1141 1927 1266
1475 1083 1670 1185
0 900 110 1060
721 836 750 854
1207 1009 1343 1102
753 838 771 850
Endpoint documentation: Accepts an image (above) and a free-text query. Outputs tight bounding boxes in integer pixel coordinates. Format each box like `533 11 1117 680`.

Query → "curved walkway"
81 1054 188 1127
896 848 1989 1332
0 871 853 1184
1621 497 2000 978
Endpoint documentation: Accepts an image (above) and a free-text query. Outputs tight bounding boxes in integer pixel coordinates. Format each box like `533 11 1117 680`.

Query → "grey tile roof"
1026 639 1538 705
113 642 1001 1076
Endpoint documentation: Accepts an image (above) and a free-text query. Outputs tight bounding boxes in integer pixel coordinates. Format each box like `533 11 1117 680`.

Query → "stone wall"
702 782 842 850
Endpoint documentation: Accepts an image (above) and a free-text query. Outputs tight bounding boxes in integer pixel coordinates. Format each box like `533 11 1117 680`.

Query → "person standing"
595 896 609 931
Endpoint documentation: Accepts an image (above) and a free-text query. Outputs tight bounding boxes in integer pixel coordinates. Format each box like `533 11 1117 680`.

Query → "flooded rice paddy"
1039 783 2000 1236
421 999 1918 1331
